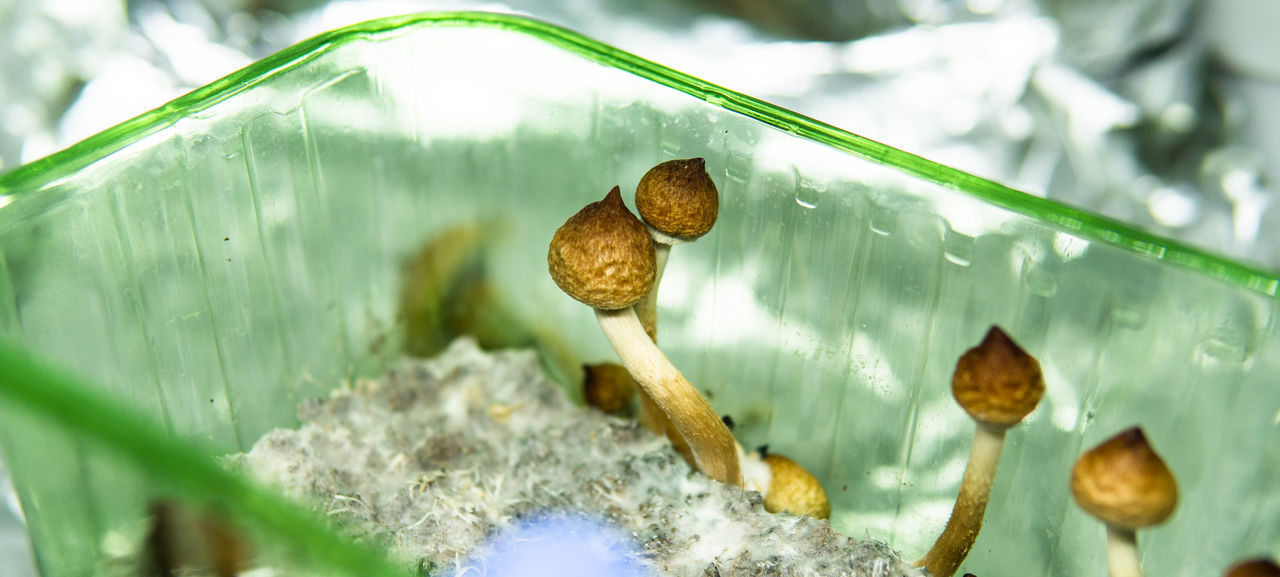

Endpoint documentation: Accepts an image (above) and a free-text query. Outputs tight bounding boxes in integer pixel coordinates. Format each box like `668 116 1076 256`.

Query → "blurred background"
2 0 1278 574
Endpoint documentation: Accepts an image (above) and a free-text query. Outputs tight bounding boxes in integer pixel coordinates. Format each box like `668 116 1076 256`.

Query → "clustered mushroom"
624 158 719 463
546 159 1217 575
550 161 830 516
549 185 741 486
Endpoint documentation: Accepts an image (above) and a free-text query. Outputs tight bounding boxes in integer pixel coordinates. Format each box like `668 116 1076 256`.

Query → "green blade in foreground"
0 338 410 577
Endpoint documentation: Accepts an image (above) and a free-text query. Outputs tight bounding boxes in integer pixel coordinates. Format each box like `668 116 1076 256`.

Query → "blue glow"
453 514 652 577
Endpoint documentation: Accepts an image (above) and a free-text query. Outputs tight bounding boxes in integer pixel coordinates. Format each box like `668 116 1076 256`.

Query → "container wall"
0 19 1276 577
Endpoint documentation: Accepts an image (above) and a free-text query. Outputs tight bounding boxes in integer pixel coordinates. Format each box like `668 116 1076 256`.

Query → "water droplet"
1110 305 1146 329
1024 267 1057 298
869 204 896 235
725 151 752 183
1015 246 1056 297
659 125 682 157
1195 331 1248 365
944 230 974 267
795 186 818 209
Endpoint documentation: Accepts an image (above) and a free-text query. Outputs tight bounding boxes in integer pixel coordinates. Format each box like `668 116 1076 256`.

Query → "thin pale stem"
630 241 686 459
595 307 742 487
1106 526 1144 577
917 422 1008 577
635 242 671 342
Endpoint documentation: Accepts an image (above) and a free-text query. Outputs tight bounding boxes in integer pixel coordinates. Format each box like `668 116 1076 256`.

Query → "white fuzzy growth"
741 450 773 496
242 339 921 577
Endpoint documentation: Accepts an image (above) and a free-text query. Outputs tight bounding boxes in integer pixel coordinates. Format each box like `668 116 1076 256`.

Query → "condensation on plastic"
0 12 1276 577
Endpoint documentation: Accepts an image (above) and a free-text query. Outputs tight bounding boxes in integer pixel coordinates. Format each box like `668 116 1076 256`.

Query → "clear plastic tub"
0 12 1276 577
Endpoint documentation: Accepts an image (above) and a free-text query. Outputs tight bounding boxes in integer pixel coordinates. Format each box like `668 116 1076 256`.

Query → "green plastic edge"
0 338 411 577
0 11 1276 297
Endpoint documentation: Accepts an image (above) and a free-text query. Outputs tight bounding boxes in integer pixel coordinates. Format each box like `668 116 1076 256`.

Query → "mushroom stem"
637 384 695 465
917 422 1007 577
632 240 693 461
917 326 1043 577
634 241 672 342
1105 526 1143 577
629 241 692 462
634 382 666 429
595 306 742 487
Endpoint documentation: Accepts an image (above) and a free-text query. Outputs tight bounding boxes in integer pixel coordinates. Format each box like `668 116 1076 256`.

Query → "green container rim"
1 11 1276 297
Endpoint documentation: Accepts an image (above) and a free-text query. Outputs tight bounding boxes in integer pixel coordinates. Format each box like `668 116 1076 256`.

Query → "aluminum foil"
5 0 1279 267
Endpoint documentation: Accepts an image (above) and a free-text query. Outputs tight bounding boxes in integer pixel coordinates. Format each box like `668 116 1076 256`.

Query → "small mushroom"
549 187 741 487
917 326 1044 577
743 448 831 519
143 501 250 577
1225 558 1280 577
632 158 719 341
582 362 636 415
1070 427 1178 577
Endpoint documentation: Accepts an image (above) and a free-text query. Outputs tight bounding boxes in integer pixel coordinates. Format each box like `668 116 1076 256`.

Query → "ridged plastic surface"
0 12 1276 577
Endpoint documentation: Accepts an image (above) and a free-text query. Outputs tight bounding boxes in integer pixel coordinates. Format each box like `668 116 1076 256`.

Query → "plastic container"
0 12 1276 577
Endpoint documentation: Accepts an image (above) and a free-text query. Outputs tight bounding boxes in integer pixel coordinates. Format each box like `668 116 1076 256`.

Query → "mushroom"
917 326 1044 577
143 501 250 577
1070 427 1178 577
1225 559 1280 577
582 362 636 415
548 186 741 486
632 157 719 341
627 158 719 455
743 447 831 519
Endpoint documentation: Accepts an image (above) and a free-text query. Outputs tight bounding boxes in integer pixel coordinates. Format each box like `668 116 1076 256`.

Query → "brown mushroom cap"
1070 427 1179 530
762 453 831 519
635 158 719 241
582 362 636 415
1225 558 1280 577
951 326 1044 428
548 186 657 310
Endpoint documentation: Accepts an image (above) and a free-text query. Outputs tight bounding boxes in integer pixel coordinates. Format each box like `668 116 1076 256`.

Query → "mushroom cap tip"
1070 427 1178 530
547 187 656 310
951 325 1044 428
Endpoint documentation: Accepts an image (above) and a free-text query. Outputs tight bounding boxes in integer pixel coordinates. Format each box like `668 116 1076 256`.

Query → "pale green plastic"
0 12 1276 577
